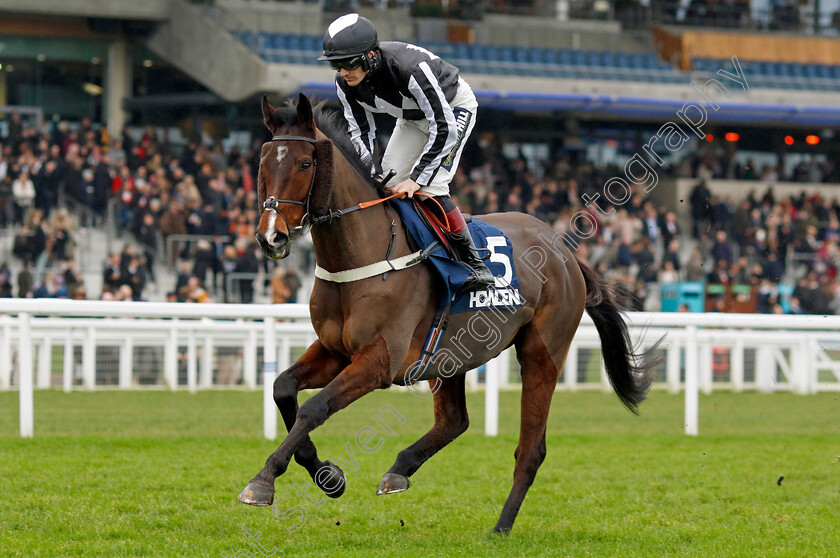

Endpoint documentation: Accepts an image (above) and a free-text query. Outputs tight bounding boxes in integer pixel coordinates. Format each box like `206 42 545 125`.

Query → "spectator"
689 180 712 238
0 172 13 226
91 157 112 221
124 255 147 300
662 239 682 273
788 296 804 314
729 256 751 284
192 239 220 293
34 159 61 217
70 282 87 300
12 170 35 224
284 265 303 304
0 263 13 297
181 276 212 303
136 212 159 283
640 204 661 243
684 248 705 283
102 253 122 295
12 224 36 264
633 238 657 284
28 212 49 276
710 230 734 267
762 252 785 283
658 260 680 284
49 209 74 263
52 275 69 299
174 260 193 302
220 245 239 303
159 201 188 265
660 211 680 246
706 259 731 285
115 284 135 302
17 262 33 298
234 244 259 304
270 267 290 304
31 275 54 298
62 259 81 289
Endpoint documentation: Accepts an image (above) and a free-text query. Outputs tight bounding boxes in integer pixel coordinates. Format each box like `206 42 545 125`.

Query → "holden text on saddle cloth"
452 232 524 312
468 287 523 309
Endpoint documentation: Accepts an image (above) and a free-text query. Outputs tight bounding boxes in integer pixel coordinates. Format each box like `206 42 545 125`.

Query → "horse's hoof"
238 482 275 507
376 473 410 495
314 460 346 499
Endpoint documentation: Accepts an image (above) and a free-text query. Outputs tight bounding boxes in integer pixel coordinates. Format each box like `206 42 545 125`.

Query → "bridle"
261 135 318 237
261 134 451 237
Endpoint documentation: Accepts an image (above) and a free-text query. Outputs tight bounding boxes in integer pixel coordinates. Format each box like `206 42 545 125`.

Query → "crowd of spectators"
2 112 840 315
451 138 840 314
0 112 302 303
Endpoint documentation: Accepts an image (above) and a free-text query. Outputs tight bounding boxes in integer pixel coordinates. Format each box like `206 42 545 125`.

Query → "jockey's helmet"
318 13 379 72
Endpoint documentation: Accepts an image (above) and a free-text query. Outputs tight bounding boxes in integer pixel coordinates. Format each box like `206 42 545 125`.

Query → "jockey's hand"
389 179 421 198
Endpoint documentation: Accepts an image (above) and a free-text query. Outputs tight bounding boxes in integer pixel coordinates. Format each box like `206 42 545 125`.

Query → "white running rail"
3 300 840 438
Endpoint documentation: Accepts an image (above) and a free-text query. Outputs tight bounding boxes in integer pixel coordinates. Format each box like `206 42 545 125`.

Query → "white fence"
3 300 840 439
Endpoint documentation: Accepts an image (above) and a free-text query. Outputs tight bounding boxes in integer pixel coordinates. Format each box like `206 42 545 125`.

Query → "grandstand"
2 0 840 315
242 30 686 82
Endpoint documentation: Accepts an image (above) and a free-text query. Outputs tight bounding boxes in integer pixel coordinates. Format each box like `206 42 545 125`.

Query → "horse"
240 93 657 534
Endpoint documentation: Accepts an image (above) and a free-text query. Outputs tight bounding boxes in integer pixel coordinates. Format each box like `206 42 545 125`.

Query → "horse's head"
255 93 333 260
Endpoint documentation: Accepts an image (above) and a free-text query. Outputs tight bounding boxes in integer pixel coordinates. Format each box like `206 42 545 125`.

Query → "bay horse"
240 93 656 534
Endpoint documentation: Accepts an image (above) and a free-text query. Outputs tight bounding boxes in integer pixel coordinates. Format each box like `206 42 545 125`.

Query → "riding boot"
449 228 495 292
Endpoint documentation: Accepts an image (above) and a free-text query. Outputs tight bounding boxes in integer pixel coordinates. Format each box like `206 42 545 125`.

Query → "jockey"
318 13 495 292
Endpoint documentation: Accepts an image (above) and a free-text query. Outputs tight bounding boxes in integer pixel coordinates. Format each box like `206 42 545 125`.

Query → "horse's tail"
576 257 657 414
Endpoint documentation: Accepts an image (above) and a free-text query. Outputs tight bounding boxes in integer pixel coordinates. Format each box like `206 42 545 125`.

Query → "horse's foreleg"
493 325 564 534
239 334 392 507
378 375 468 494
274 341 349 497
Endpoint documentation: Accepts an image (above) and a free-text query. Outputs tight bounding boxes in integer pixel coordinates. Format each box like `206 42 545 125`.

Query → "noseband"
262 135 318 237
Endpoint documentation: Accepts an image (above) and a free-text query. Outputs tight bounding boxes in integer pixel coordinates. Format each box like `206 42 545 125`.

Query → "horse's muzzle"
255 230 290 260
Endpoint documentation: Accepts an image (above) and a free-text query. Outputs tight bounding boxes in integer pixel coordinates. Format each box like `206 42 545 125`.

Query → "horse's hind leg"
378 375 468 494
274 340 349 497
493 324 566 534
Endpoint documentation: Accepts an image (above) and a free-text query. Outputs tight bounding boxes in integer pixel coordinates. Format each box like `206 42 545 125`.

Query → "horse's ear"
261 95 276 131
296 93 314 129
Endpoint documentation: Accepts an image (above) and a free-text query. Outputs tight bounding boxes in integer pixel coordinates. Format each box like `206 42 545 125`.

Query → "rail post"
263 317 277 440
684 325 699 436
485 354 500 437
63 330 73 393
19 312 33 438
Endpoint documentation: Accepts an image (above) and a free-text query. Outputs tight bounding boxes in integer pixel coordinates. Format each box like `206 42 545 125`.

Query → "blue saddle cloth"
390 198 524 314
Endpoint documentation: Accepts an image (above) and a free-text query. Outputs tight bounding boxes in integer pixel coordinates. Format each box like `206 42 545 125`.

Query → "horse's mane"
267 99 388 197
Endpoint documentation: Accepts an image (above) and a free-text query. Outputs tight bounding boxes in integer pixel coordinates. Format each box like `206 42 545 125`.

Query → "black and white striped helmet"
317 13 379 62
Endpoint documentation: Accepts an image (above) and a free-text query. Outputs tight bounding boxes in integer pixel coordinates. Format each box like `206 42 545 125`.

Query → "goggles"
329 56 365 71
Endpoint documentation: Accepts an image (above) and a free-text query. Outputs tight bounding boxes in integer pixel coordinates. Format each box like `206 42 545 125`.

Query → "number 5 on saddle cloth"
389 197 524 379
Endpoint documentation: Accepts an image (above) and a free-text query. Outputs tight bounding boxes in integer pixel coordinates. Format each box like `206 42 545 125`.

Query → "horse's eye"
299 160 312 171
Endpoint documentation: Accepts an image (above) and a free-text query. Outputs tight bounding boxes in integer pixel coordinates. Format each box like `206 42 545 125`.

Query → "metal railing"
4 300 840 440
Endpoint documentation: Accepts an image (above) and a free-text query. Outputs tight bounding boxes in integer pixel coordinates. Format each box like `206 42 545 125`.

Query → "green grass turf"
1 389 839 557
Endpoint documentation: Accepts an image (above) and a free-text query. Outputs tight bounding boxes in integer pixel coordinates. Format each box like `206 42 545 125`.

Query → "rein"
308 191 450 233
262 134 451 234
